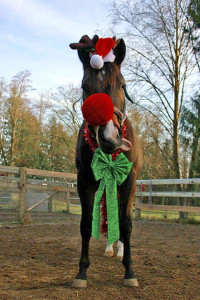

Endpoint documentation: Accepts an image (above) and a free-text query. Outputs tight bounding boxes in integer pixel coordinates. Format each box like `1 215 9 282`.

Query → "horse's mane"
82 62 122 91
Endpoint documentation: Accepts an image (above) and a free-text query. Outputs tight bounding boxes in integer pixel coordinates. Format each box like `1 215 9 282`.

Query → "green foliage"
186 0 200 70
180 93 200 177
128 107 174 179
0 71 80 172
180 217 200 225
188 0 200 28
0 67 199 179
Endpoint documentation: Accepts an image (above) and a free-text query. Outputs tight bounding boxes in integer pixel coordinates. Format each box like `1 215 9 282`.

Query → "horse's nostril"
97 123 123 154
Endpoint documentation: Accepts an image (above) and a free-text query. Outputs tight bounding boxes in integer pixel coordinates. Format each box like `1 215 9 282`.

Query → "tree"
183 0 200 71
0 70 33 166
0 78 8 164
0 73 81 171
42 116 77 172
46 84 82 164
47 84 82 136
180 93 200 178
179 0 200 178
111 0 199 178
14 110 42 168
127 105 174 179
188 0 200 25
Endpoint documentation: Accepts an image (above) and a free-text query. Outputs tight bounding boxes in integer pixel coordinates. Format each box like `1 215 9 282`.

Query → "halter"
113 87 128 128
75 85 133 129
116 85 134 127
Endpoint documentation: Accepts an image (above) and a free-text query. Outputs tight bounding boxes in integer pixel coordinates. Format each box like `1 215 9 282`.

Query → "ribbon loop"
91 147 133 245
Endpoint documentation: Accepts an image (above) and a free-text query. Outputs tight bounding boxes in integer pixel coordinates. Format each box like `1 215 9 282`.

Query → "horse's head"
70 35 132 154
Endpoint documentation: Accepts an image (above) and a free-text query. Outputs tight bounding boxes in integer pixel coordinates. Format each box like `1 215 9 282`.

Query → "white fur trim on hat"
103 49 115 63
90 54 104 69
90 49 116 69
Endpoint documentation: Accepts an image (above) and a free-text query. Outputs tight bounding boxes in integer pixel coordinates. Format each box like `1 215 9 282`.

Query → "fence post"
135 198 141 220
18 167 27 224
48 195 53 212
67 192 70 213
135 184 142 220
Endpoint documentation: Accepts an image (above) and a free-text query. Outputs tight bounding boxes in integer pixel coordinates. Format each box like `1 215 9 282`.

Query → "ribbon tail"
106 180 120 245
92 179 105 240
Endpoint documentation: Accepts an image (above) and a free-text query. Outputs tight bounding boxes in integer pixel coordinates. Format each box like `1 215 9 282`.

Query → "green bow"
91 147 133 245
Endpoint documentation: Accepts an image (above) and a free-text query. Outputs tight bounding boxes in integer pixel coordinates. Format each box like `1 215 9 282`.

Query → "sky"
0 0 114 95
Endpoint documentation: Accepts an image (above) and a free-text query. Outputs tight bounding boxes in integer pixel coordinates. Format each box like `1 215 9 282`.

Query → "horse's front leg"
72 176 95 288
119 173 138 287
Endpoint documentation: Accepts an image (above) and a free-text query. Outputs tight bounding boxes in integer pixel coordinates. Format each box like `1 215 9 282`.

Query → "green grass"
52 200 67 212
52 200 81 215
132 209 200 224
53 200 200 223
179 217 200 225
4 196 197 223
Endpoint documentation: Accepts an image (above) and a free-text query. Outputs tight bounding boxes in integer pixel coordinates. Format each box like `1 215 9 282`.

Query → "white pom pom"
90 54 104 69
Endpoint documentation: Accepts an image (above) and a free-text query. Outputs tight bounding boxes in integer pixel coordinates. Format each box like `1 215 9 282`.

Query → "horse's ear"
114 38 126 66
78 49 90 67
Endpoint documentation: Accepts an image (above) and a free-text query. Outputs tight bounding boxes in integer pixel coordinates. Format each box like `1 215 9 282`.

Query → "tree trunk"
173 0 181 180
173 118 180 179
10 122 16 166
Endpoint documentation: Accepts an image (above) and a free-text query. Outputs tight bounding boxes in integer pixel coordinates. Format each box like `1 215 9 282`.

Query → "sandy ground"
0 215 200 300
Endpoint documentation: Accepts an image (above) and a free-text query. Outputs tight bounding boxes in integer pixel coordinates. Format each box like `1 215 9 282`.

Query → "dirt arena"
0 215 199 300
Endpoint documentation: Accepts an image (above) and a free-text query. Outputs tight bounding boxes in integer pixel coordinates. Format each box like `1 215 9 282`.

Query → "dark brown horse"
70 35 143 287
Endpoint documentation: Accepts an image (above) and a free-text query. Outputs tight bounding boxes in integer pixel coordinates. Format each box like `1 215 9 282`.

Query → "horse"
69 35 143 288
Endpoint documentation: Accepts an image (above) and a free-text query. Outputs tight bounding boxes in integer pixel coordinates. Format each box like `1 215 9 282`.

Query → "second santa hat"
90 38 116 69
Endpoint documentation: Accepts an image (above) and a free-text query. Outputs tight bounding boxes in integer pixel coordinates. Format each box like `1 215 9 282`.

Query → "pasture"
0 214 199 300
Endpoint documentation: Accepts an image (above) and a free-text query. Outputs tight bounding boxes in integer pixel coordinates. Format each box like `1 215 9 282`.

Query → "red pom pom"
82 93 114 126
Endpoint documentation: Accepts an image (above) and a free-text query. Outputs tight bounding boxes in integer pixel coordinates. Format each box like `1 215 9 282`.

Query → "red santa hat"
82 93 114 126
90 38 116 69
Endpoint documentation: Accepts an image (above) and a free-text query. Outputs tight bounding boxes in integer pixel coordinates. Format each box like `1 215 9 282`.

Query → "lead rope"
124 85 134 104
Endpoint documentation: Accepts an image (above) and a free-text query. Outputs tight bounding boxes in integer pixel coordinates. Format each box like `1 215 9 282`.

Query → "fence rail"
136 178 200 185
134 178 200 219
0 165 200 223
0 166 77 223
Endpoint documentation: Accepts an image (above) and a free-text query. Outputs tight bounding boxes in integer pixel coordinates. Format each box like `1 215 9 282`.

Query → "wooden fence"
0 166 77 223
0 165 200 223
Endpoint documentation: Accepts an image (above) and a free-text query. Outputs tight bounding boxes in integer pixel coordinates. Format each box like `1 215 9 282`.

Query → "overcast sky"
0 0 114 94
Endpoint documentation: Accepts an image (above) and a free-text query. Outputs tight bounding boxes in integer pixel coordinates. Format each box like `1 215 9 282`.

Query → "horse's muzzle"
95 120 132 154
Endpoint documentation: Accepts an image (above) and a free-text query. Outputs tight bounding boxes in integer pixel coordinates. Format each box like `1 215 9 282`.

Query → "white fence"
134 178 200 219
0 165 200 223
66 178 200 218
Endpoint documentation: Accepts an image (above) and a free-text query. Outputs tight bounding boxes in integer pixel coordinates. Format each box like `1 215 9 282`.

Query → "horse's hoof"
124 278 138 287
72 279 87 288
117 255 123 261
104 250 114 257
